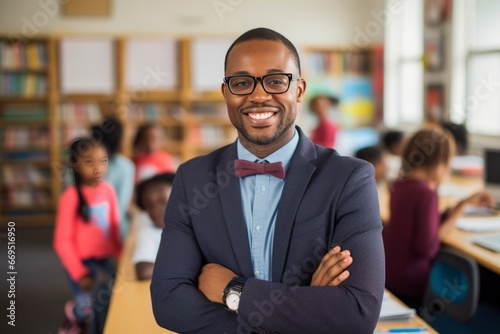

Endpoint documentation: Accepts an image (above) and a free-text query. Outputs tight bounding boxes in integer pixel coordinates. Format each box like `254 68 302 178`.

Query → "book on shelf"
2 166 50 186
0 41 47 70
1 126 49 149
62 124 91 144
1 104 48 121
192 103 226 118
0 150 49 162
306 50 372 77
60 102 102 122
2 188 51 207
188 124 231 148
128 102 182 122
0 73 47 97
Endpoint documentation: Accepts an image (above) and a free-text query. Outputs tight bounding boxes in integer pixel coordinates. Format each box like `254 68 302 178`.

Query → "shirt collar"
237 129 299 172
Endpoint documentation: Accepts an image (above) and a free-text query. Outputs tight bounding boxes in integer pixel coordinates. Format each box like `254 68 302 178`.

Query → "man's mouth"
248 112 274 120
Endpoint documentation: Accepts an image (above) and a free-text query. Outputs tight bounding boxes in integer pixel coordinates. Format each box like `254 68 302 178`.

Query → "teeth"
248 112 273 120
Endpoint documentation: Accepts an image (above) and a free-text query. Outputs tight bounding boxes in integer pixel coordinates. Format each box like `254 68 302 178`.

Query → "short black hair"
133 123 156 150
382 130 404 151
355 146 383 165
135 172 176 211
440 121 468 155
224 27 301 76
309 95 339 110
91 117 123 155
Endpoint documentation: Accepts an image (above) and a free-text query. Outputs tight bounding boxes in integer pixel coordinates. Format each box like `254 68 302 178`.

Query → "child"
133 123 176 183
382 130 405 181
132 172 175 280
309 94 339 148
354 146 387 184
54 138 122 334
91 118 135 240
383 128 494 309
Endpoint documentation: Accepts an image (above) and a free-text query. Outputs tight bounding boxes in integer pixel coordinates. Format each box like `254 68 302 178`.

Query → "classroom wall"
0 0 385 46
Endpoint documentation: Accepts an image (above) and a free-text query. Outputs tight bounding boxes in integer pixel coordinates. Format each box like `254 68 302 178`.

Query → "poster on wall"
424 30 444 71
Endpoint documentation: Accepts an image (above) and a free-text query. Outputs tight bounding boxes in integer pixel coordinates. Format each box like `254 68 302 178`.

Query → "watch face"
226 292 240 311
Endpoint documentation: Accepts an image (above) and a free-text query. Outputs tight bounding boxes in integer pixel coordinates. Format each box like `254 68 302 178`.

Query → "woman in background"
383 128 494 309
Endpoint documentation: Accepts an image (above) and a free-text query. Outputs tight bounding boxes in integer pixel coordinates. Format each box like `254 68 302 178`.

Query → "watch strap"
222 276 247 305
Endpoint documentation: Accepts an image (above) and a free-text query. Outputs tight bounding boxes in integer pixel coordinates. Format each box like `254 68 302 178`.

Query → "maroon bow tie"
234 159 286 180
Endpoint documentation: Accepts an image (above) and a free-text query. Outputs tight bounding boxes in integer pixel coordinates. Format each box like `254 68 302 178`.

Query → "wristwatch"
222 276 247 312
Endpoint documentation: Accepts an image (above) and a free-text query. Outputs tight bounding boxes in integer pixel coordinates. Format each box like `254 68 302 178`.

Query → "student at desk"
132 172 175 280
384 128 495 309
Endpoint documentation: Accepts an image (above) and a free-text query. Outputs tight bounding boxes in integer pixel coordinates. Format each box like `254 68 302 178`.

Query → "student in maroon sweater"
383 128 494 308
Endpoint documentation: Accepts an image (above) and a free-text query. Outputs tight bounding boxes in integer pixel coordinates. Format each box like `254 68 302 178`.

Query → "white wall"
0 0 385 47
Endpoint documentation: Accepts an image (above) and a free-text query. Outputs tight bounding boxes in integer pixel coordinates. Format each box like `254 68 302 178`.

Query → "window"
451 0 500 135
384 0 424 127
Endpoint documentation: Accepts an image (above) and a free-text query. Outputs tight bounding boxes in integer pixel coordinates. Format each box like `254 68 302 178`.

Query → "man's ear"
221 83 228 101
297 79 306 103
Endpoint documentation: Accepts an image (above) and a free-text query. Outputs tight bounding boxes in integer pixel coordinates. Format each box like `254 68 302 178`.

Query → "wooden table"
105 216 437 333
104 219 174 334
379 174 500 275
376 291 438 333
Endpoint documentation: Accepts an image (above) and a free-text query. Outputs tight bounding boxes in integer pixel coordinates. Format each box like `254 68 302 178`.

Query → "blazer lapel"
272 128 317 282
217 143 254 278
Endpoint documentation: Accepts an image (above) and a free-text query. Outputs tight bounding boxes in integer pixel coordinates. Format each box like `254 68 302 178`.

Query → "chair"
421 247 480 323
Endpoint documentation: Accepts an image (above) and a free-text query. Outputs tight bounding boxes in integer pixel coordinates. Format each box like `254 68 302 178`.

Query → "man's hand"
310 246 353 287
198 263 237 304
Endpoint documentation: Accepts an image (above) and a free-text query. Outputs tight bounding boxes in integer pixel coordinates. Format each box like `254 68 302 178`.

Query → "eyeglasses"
223 73 301 96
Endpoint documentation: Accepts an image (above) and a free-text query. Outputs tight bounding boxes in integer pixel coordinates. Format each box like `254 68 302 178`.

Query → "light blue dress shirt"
237 130 299 281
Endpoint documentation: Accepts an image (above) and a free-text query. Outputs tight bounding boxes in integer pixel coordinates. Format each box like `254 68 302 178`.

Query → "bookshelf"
0 34 249 226
0 36 57 225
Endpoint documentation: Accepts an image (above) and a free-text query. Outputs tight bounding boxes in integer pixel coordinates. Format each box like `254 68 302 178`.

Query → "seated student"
382 130 405 181
440 121 468 155
383 128 494 309
132 172 175 280
133 123 176 183
355 146 387 184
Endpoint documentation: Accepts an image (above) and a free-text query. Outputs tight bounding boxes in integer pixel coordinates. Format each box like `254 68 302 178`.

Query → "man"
151 28 385 334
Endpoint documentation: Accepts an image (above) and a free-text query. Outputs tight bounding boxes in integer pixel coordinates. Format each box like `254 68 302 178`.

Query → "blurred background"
0 0 500 333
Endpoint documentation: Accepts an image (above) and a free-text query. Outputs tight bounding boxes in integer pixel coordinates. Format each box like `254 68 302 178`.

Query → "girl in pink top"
384 128 494 309
54 138 122 334
133 123 175 183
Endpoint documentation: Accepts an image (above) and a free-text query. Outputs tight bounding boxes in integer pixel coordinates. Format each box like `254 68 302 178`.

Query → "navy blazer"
151 127 385 334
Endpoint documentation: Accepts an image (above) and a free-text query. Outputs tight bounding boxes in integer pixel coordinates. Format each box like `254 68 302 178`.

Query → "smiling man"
151 28 385 334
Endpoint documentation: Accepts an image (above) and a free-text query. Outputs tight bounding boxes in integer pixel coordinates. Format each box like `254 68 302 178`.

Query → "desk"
379 174 500 275
376 290 437 333
104 219 173 334
105 216 437 333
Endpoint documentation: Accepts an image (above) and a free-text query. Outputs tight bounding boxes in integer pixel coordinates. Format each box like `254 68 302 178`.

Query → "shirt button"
260 185 267 192
254 270 261 277
256 225 263 231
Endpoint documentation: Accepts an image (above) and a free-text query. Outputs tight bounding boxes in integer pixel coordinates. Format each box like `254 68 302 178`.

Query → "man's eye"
233 80 250 87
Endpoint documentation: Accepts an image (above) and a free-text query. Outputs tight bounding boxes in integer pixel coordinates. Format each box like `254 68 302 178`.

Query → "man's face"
222 40 305 147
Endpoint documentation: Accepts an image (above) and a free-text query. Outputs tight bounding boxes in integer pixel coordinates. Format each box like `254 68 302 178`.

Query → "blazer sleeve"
237 162 385 334
150 167 239 333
